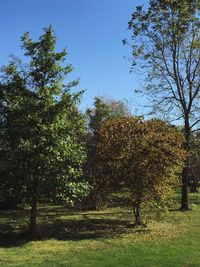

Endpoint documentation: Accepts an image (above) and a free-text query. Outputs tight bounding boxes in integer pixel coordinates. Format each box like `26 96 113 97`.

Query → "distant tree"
0 26 88 238
86 97 131 132
84 97 131 209
124 0 200 210
98 117 185 225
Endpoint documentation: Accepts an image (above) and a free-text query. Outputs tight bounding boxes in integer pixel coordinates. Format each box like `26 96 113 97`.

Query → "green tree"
0 68 30 209
0 26 88 238
98 117 185 225
124 0 200 210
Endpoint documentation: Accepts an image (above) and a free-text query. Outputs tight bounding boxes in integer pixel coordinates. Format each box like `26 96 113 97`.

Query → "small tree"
98 117 185 225
0 26 88 238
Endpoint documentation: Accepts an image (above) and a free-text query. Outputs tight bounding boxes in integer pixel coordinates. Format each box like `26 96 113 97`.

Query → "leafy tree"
84 97 131 209
0 26 88 237
124 0 200 210
98 117 185 225
0 70 29 209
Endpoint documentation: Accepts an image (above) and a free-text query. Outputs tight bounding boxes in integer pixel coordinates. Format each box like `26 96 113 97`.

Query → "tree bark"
29 189 37 239
29 178 38 240
181 121 190 210
181 165 189 210
133 202 142 225
190 177 198 193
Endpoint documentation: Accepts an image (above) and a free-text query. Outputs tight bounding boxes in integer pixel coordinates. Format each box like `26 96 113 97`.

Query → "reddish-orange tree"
98 117 185 225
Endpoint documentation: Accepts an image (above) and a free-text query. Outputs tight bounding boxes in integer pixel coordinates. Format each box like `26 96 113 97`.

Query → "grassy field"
0 192 200 267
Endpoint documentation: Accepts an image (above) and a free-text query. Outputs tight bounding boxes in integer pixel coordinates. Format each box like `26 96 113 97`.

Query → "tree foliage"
124 0 200 210
98 117 185 225
84 97 131 209
0 26 88 237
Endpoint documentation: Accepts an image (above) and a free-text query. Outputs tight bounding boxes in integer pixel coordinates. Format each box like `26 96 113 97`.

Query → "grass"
0 192 200 266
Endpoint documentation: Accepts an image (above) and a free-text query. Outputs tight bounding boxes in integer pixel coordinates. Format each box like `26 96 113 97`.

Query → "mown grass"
0 192 200 266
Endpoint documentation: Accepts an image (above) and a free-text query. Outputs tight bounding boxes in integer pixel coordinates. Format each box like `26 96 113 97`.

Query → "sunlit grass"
0 192 200 266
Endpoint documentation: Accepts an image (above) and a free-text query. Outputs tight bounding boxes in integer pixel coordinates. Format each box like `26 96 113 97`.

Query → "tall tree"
98 117 185 225
124 0 200 210
0 26 88 238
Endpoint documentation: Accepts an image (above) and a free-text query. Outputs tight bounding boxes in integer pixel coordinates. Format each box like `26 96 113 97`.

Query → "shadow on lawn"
0 207 150 247
0 231 30 247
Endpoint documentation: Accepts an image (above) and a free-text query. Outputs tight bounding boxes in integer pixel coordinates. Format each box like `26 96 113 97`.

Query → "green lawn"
0 193 200 267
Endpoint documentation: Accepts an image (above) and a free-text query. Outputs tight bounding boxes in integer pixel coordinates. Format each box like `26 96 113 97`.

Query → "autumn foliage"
98 117 186 225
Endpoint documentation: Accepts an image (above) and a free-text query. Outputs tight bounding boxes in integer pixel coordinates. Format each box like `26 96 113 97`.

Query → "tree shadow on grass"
168 208 181 212
38 218 135 240
0 207 150 248
0 230 30 247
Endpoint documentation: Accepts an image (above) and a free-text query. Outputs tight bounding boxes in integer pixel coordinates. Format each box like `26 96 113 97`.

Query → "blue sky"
0 0 148 112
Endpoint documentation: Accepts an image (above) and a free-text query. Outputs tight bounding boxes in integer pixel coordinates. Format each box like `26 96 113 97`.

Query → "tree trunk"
190 176 198 193
133 202 142 225
29 192 37 239
181 165 189 210
181 121 190 210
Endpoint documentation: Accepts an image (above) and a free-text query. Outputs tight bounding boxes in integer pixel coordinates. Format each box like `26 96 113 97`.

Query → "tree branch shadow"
0 207 150 247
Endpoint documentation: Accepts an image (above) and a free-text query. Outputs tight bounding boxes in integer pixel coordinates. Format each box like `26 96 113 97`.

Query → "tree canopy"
98 117 185 225
83 97 131 209
0 26 88 237
124 0 200 210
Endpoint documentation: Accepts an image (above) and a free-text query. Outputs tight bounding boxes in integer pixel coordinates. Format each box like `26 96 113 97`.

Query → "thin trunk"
89 163 99 210
181 165 189 210
133 202 142 225
181 120 190 210
29 193 37 239
29 178 38 239
190 177 198 193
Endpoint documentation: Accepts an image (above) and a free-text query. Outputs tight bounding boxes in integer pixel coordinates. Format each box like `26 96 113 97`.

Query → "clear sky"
0 0 148 112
